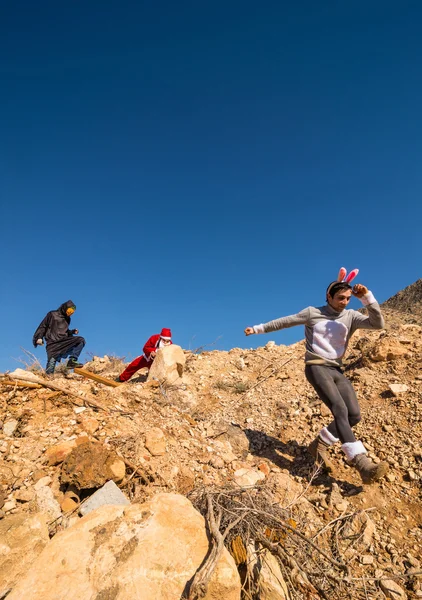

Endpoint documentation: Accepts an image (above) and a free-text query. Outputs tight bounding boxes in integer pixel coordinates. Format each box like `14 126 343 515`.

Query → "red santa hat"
160 328 172 340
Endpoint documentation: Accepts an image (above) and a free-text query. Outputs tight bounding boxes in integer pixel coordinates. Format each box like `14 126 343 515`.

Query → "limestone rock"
60 440 126 490
148 344 186 386
3 419 19 437
145 427 166 456
234 468 265 488
8 368 41 383
79 480 130 516
0 513 49 598
7 493 241 600
35 486 62 521
389 383 409 396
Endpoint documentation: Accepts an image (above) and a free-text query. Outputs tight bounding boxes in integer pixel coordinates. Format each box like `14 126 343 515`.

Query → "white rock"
3 419 19 437
389 383 409 396
79 480 130 516
35 487 61 521
234 468 265 488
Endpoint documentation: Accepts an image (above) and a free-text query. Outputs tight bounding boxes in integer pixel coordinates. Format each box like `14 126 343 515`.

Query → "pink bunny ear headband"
326 267 359 296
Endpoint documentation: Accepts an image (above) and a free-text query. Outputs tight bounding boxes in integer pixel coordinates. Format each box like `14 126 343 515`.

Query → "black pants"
305 364 361 444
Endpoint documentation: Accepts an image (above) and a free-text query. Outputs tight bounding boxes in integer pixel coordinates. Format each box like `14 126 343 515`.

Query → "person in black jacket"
33 300 86 374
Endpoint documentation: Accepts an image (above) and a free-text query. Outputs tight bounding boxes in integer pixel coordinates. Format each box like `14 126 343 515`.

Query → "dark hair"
326 281 352 298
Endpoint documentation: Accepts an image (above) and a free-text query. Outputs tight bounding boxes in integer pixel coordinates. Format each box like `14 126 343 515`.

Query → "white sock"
319 427 339 446
342 441 366 461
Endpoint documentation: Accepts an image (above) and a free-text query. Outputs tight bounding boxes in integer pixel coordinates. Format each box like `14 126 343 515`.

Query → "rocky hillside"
1 284 421 599
382 278 422 319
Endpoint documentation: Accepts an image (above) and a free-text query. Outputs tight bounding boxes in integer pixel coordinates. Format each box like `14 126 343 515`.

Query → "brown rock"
78 416 100 435
370 338 409 362
380 579 407 599
145 427 166 456
214 423 250 459
14 487 35 503
60 497 79 513
258 462 271 476
60 440 126 490
269 472 304 506
32 469 48 483
44 436 89 466
7 493 241 600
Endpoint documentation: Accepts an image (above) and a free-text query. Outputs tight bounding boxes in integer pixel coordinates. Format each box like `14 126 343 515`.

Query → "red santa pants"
119 355 151 382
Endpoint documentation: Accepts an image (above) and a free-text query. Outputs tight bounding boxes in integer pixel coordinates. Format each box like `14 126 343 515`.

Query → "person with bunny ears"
244 268 388 484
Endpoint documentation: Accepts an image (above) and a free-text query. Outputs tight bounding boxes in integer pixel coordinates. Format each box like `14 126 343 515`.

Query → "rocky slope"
1 284 421 599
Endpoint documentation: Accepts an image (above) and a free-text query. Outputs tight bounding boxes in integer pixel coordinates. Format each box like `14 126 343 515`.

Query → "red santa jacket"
143 334 173 362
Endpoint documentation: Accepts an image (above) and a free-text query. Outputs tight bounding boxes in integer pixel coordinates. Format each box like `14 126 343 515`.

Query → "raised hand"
244 327 255 336
352 284 368 298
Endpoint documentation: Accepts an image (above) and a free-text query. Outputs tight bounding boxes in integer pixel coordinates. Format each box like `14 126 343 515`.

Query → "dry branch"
0 379 42 389
4 371 109 412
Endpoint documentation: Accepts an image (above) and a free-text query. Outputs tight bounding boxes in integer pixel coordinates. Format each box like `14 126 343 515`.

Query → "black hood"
59 300 76 315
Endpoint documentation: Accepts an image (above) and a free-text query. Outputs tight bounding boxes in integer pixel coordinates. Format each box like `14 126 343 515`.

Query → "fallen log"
73 368 121 388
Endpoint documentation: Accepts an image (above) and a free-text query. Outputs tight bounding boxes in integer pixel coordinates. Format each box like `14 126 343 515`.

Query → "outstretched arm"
245 307 311 336
351 284 384 331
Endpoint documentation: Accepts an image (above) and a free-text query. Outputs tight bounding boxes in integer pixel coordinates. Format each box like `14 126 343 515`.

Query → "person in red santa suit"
117 328 173 382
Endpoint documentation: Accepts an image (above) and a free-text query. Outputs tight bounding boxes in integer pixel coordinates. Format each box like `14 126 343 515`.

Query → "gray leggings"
305 364 361 443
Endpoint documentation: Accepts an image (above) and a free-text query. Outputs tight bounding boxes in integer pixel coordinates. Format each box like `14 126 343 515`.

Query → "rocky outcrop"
7 493 241 600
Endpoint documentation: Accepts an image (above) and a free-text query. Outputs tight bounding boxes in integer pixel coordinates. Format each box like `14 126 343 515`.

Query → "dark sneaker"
67 358 83 369
115 376 123 383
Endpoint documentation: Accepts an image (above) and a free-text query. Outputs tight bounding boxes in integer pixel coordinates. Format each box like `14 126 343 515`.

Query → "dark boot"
309 436 334 472
45 357 56 375
67 358 83 369
352 453 389 484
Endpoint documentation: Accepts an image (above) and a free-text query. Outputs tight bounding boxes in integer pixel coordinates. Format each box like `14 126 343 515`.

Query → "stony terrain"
0 281 421 599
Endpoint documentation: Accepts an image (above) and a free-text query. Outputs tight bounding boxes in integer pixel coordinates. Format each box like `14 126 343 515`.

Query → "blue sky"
1 1 420 371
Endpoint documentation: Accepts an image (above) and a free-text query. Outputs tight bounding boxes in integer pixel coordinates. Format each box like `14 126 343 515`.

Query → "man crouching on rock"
117 328 173 382
33 300 85 374
244 268 389 484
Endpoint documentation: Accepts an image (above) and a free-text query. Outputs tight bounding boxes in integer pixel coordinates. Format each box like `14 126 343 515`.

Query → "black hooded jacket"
33 300 85 359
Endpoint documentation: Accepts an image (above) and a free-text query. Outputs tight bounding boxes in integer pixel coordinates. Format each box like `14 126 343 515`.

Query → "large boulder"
0 513 49 598
60 440 126 490
148 344 186 386
7 493 241 600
